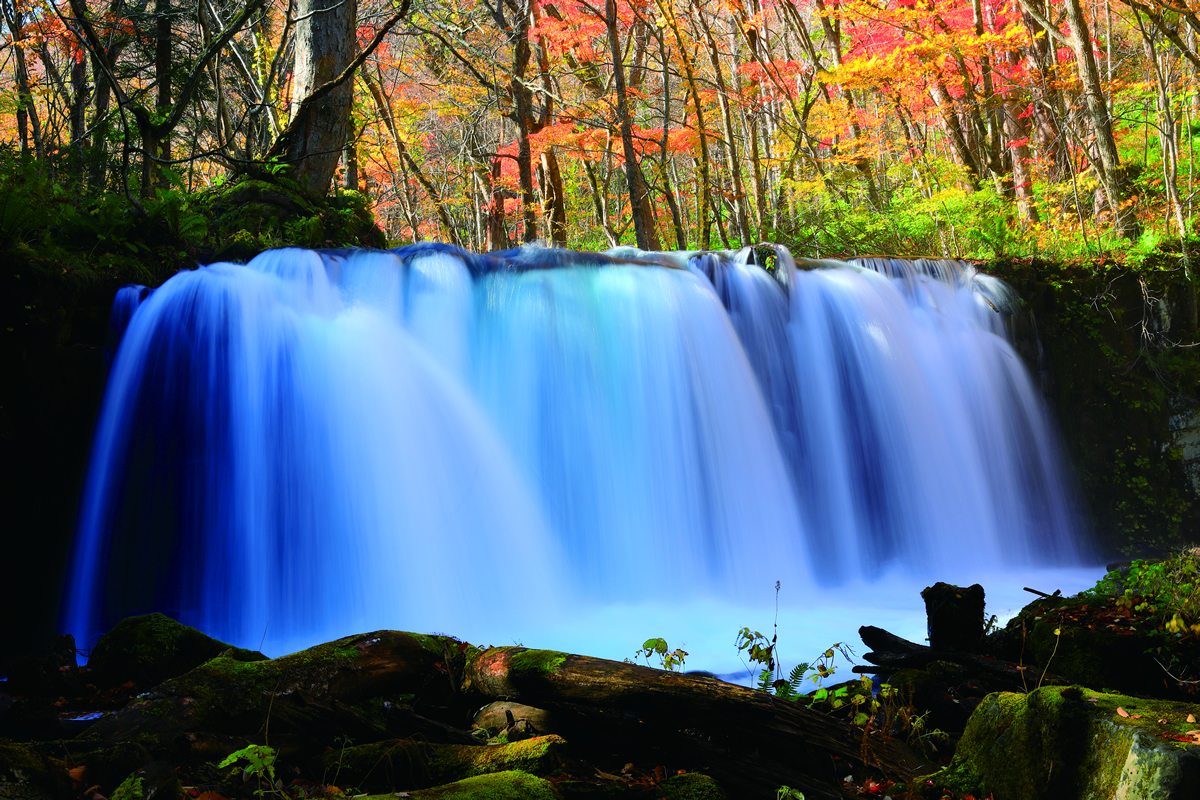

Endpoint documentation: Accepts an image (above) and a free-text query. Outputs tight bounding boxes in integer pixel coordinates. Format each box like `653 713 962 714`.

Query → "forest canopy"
1 0 1200 258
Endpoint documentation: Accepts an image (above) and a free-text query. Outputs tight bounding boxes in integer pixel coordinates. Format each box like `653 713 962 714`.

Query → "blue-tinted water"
65 245 1087 667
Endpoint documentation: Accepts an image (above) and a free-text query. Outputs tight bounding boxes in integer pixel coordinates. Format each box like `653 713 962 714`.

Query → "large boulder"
939 685 1200 799
82 630 477 756
86 613 267 690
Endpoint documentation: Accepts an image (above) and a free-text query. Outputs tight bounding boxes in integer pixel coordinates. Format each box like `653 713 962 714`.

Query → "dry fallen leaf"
1131 714 1144 719
1189 714 1197 723
1117 707 1130 717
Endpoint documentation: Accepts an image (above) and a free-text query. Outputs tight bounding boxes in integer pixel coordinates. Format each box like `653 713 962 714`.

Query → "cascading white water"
66 244 1088 663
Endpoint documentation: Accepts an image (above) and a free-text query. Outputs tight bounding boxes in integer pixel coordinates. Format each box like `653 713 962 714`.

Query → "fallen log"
854 625 1065 691
462 647 931 798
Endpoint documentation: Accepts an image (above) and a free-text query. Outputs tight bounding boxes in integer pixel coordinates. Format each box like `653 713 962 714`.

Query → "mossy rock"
658 772 726 799
82 630 465 750
321 734 566 792
198 176 386 261
359 770 558 799
87 613 267 689
472 702 559 737
937 686 1200 799
0 741 72 800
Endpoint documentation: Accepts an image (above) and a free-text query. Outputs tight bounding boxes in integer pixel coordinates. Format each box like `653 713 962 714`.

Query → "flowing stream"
65 245 1097 673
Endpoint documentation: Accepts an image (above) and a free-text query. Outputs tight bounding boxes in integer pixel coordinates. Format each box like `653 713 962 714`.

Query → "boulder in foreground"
938 685 1200 799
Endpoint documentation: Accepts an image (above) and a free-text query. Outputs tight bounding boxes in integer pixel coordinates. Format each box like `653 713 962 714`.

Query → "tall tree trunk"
540 150 568 247
488 157 507 250
607 0 659 250
694 0 751 244
654 0 710 248
152 0 171 186
1027 0 1139 236
4 0 44 159
70 54 88 164
658 35 686 250
283 0 358 195
929 77 980 189
1004 51 1040 223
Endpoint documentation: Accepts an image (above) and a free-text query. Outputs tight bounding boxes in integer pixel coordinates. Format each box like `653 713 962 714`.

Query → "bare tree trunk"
656 32 687 249
606 0 660 250
283 0 358 195
152 0 172 186
1022 0 1138 235
693 0 751 244
654 0 710 248
3 0 44 159
1004 51 1040 223
540 150 568 246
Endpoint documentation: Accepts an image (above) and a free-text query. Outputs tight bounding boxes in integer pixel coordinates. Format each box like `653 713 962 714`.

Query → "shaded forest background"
5 0 1200 665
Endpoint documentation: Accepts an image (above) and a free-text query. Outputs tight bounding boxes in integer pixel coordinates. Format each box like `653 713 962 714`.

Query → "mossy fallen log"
319 734 566 792
462 647 929 798
358 770 558 800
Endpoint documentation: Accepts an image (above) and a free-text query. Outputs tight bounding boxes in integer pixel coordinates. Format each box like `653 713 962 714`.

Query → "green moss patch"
937 686 1200 799
506 649 568 678
357 770 558 800
659 772 727 799
87 612 267 688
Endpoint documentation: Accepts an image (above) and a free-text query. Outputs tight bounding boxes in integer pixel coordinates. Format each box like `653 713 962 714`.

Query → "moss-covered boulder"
87 613 267 689
0 741 72 800
360 770 559 799
938 686 1200 799
658 772 726 799
82 630 474 753
320 734 567 792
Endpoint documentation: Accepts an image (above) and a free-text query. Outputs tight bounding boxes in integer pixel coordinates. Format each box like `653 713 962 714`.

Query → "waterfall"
65 245 1082 655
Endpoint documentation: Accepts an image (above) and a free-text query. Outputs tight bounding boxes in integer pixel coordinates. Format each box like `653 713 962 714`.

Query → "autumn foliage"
3 0 1200 255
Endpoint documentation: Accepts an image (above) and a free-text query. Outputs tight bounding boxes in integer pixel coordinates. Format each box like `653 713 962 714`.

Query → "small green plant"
634 637 688 671
1037 627 1062 690
218 744 278 797
776 787 805 799
1084 549 1200 636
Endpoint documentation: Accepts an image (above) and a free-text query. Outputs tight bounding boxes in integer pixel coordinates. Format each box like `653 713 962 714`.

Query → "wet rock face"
940 685 1200 800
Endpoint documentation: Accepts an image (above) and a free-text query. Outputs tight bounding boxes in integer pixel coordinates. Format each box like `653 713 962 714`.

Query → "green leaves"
634 637 688 671
218 744 278 796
